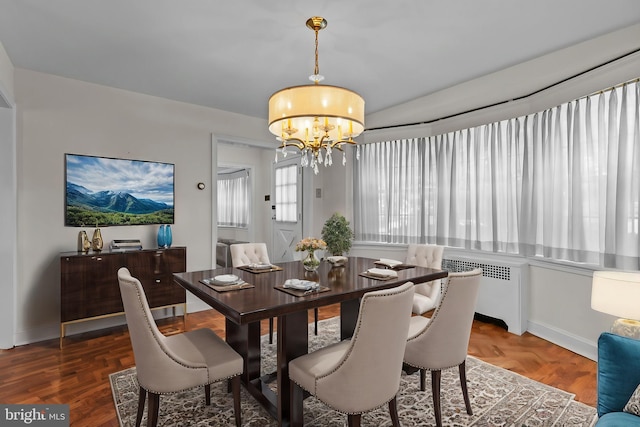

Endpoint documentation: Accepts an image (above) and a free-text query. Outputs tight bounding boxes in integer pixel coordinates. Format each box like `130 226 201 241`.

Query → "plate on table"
212 274 241 286
248 263 273 270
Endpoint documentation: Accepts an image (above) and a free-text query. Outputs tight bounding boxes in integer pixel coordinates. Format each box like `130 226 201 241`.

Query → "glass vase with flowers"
295 237 327 272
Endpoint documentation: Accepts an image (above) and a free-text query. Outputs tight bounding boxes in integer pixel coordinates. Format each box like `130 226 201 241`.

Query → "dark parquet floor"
0 304 597 426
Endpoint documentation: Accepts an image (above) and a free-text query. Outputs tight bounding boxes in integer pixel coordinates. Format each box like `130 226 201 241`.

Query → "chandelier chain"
313 28 320 80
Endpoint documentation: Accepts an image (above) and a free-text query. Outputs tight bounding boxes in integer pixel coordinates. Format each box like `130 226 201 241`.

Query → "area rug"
110 318 597 426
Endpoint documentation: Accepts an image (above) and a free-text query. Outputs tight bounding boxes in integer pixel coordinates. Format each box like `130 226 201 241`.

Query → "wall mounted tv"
65 153 175 227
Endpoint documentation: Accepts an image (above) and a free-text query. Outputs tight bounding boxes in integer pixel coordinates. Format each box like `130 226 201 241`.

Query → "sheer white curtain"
355 80 640 268
217 169 249 228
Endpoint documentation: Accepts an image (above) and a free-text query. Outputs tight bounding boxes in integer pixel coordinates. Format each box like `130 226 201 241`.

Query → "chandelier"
268 16 365 174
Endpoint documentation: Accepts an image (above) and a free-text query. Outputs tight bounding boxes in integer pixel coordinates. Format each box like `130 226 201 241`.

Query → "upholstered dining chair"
403 268 482 427
117 267 243 427
405 243 445 315
230 242 320 342
289 282 415 427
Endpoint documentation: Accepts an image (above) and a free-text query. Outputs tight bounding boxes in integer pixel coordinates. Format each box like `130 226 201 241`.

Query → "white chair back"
230 242 271 267
406 244 444 314
405 268 482 370
118 267 207 392
314 282 414 412
405 243 444 268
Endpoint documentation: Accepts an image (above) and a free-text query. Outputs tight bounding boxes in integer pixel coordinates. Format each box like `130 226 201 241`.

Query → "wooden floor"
0 305 597 427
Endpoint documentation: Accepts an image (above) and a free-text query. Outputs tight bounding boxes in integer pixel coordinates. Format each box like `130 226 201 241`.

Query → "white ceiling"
0 0 639 125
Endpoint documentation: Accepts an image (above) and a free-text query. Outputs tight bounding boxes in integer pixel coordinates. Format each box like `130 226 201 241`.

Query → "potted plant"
321 213 355 256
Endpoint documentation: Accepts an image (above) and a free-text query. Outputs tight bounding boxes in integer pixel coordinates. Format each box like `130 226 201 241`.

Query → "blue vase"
165 225 172 248
157 225 166 248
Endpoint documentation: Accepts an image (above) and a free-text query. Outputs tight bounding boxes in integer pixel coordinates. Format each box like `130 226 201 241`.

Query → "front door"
271 157 302 262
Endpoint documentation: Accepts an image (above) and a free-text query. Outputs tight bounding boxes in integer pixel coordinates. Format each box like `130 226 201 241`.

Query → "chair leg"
431 370 443 427
290 381 304 427
314 308 319 335
459 360 473 415
347 414 362 427
269 317 274 344
420 368 426 391
147 392 160 427
231 375 242 427
388 397 401 427
135 386 146 427
204 384 211 406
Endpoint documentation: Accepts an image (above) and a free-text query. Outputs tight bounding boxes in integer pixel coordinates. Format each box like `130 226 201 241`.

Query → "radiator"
442 255 529 335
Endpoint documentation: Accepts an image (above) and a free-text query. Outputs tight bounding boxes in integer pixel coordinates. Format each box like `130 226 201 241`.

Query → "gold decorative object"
269 16 365 174
77 230 91 253
91 224 103 252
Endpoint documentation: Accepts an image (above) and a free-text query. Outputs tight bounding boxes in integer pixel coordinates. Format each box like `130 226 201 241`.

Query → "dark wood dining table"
173 256 447 427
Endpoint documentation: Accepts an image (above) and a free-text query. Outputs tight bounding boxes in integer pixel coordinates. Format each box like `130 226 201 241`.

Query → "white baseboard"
527 320 598 361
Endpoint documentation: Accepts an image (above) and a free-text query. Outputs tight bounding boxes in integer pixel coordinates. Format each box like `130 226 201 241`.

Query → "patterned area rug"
110 318 597 426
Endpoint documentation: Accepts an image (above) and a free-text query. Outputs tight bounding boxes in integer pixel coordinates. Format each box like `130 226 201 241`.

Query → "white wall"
13 69 272 344
0 40 16 349
527 263 616 360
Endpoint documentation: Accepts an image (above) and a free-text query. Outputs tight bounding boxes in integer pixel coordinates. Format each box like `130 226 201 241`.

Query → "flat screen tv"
65 153 175 226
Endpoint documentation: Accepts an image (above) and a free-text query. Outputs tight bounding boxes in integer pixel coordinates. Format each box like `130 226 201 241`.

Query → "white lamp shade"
591 271 640 320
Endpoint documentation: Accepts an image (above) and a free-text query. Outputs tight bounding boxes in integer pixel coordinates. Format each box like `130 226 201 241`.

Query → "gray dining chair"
289 282 415 427
405 243 445 315
117 267 243 427
230 242 319 342
403 268 482 427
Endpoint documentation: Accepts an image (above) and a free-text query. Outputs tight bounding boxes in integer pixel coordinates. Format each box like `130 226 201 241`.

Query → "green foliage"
321 213 354 256
65 206 174 227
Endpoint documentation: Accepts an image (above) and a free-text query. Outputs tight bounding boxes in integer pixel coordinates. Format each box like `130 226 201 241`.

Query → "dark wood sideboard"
60 246 186 348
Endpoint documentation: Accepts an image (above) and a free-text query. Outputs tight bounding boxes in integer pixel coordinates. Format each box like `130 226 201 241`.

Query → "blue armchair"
596 332 640 426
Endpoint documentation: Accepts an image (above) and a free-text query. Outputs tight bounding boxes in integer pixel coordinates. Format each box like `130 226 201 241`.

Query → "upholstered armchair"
403 268 482 427
596 332 640 426
289 282 415 427
405 243 445 315
117 267 243 427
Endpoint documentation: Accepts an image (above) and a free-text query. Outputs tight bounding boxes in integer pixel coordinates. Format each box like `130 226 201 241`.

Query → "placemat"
373 261 415 270
237 265 284 274
274 285 330 297
199 279 255 293
359 272 396 281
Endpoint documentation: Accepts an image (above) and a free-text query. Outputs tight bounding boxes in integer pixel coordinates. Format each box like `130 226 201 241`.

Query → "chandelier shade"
268 16 365 174
268 84 365 143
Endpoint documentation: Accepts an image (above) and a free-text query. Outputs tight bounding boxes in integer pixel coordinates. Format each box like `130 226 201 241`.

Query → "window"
275 164 298 222
217 168 249 228
355 80 640 268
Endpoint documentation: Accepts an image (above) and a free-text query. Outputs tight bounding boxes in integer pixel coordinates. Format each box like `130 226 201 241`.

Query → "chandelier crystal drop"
269 16 365 174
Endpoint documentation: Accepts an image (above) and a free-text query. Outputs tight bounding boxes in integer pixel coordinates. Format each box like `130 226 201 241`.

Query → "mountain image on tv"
65 154 174 226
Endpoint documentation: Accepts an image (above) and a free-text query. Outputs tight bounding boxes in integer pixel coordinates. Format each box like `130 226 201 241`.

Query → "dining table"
173 256 448 427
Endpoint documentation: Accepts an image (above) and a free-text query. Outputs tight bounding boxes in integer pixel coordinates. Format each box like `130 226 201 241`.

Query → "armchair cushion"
597 332 640 419
597 412 640 426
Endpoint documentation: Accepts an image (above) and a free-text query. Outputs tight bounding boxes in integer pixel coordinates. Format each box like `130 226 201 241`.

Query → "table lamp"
591 271 640 338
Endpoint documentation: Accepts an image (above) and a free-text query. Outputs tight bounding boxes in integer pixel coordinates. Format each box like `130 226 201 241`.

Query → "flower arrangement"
295 237 327 252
